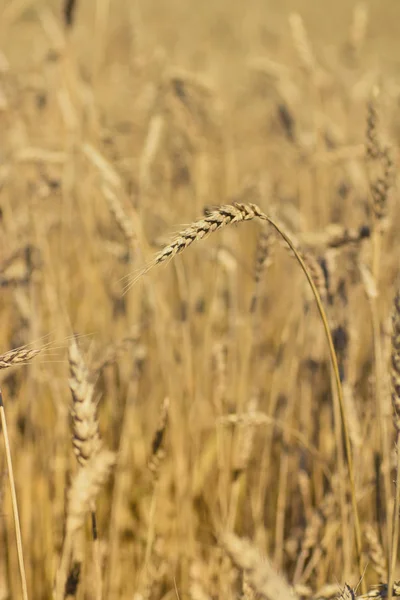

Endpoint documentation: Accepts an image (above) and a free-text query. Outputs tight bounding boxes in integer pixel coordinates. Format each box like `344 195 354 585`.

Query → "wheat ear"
221 531 297 600
135 201 364 589
68 338 103 599
55 449 115 600
0 346 41 369
68 338 102 465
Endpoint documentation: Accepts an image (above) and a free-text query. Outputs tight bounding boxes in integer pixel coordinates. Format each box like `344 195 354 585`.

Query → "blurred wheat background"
1 0 400 599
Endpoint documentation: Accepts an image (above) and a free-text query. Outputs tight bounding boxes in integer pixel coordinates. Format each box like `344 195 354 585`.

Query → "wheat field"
1 1 400 599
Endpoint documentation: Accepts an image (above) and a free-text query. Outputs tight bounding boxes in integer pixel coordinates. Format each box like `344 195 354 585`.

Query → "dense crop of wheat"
1 1 400 599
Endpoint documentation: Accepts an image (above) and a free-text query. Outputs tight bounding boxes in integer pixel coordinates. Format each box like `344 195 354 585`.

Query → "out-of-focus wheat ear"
228 396 258 529
348 3 368 59
336 584 356 599
250 224 274 313
364 524 387 581
366 88 381 161
0 345 41 369
55 450 115 600
388 287 400 600
189 561 213 600
293 489 336 583
102 184 137 253
366 88 394 224
212 342 228 415
0 391 29 600
301 251 329 305
147 397 169 481
221 532 298 600
63 0 77 27
288 13 316 75
370 145 394 223
68 338 102 466
241 575 256 600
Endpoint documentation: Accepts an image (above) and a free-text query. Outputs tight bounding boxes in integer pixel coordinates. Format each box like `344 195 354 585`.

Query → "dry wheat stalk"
221 532 298 600
0 391 28 600
388 288 400 600
134 201 364 585
68 338 102 466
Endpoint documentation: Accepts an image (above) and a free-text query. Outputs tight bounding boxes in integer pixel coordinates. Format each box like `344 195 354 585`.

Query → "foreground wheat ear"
136 200 365 591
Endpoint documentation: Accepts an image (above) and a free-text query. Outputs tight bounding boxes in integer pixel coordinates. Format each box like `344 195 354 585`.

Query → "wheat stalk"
0 390 29 600
134 201 364 587
388 288 400 600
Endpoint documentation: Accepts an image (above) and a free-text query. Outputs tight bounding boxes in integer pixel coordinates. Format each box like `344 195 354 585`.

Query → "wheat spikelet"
221 532 298 600
68 338 102 465
0 346 41 369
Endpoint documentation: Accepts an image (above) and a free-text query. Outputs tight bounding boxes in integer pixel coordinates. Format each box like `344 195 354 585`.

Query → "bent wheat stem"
137 202 365 591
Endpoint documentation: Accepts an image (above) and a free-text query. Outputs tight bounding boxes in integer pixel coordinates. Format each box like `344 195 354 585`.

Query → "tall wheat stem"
140 202 365 592
0 390 29 600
